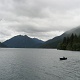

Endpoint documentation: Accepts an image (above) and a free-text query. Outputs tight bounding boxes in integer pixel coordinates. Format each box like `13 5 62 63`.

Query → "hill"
3 35 44 48
0 42 7 48
58 34 80 51
41 26 80 48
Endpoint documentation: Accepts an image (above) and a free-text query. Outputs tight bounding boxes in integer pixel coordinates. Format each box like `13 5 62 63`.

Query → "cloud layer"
0 0 80 41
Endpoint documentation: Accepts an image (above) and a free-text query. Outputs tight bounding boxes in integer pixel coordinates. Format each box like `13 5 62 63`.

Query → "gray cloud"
0 0 80 41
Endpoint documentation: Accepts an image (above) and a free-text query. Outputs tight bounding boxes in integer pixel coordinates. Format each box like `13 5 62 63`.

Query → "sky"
0 0 80 41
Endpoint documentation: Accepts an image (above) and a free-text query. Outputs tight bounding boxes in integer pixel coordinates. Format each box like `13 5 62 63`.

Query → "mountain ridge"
3 35 44 48
41 26 80 48
2 26 80 48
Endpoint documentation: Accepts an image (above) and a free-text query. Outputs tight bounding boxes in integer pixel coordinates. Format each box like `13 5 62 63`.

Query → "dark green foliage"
41 26 80 49
58 34 80 51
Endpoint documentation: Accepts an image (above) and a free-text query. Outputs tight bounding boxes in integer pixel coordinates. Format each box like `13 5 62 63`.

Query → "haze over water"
0 48 80 80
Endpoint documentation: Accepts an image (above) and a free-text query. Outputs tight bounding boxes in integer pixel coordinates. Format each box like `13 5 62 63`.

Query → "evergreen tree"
57 33 80 51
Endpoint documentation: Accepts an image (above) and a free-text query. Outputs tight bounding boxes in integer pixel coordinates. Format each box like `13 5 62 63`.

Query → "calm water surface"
0 48 80 80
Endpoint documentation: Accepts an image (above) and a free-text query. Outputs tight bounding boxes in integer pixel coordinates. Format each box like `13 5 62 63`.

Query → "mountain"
3 35 44 48
57 34 80 51
0 42 7 48
41 26 80 48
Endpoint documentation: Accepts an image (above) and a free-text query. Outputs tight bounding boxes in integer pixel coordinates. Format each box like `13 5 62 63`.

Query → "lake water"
0 48 80 80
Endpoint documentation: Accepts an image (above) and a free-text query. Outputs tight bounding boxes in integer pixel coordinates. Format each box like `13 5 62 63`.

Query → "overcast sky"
0 0 80 41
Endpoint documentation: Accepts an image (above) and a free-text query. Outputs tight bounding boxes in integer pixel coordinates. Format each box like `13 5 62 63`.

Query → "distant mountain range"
0 26 80 48
41 26 80 48
3 35 44 48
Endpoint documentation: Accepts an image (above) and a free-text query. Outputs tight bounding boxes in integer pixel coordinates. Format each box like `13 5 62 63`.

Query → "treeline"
57 34 80 51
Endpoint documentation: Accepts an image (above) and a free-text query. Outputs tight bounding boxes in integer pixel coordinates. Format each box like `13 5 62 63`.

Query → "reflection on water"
0 48 80 80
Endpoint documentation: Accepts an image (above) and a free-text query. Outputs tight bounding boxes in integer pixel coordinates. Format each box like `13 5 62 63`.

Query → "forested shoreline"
57 34 80 51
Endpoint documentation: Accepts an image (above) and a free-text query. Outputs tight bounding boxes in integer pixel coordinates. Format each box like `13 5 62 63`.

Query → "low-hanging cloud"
0 0 80 41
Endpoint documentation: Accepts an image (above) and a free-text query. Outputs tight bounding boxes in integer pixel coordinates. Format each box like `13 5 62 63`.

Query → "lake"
0 48 80 80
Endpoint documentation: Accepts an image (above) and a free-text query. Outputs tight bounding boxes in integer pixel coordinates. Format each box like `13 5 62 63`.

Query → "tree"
57 33 80 51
